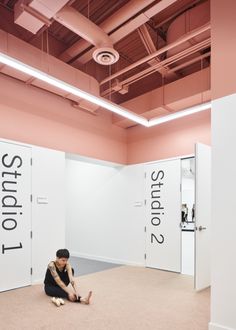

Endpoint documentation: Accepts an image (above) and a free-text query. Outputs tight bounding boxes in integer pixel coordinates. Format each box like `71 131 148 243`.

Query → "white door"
145 159 181 272
194 143 211 291
0 141 32 291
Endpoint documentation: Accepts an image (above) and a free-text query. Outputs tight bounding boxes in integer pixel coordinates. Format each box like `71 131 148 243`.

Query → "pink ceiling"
0 0 210 128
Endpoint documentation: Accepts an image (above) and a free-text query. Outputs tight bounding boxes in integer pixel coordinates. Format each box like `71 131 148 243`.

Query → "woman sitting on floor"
44 248 92 306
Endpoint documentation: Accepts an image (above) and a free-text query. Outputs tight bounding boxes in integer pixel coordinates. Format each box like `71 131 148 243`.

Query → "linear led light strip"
0 52 211 127
148 102 211 127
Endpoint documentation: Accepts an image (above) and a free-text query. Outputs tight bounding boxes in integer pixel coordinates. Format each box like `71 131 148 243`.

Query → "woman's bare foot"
80 291 92 305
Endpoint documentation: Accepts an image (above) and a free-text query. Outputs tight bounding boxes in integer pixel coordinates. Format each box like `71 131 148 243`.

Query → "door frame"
194 143 211 291
181 156 195 276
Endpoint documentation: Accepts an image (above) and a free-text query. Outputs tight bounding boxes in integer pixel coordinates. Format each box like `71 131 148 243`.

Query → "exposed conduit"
101 41 210 97
100 23 210 86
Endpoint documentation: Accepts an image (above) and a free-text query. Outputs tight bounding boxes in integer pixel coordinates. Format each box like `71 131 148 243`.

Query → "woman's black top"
44 262 69 287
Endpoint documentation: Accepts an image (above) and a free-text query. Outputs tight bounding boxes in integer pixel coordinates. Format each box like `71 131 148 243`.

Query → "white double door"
0 141 32 292
145 144 211 291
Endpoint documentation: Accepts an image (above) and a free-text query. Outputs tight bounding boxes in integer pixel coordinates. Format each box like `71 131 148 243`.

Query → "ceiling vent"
93 47 119 65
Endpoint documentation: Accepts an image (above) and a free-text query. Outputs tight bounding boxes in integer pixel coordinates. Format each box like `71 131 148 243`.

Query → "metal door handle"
198 226 206 231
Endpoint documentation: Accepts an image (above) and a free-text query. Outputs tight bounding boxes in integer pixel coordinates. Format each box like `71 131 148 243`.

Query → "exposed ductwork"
114 67 211 128
100 1 210 97
14 0 70 34
12 0 211 108
0 29 100 113
69 0 179 66
59 0 157 63
14 0 119 66
166 1 210 58
54 6 119 66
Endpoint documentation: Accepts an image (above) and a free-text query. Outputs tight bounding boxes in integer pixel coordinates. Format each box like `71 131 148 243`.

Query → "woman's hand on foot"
68 293 77 302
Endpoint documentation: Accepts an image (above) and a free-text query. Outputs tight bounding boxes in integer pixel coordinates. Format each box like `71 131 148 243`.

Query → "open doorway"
181 157 195 276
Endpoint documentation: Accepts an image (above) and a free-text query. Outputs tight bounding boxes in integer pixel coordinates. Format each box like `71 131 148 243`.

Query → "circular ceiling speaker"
92 47 119 65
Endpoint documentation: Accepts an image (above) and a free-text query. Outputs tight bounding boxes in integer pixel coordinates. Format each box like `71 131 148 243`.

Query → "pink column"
211 0 236 100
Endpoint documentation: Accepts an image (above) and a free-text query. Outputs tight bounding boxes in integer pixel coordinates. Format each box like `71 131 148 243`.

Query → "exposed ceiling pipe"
138 25 164 67
101 42 210 98
103 1 209 96
119 39 210 87
59 0 157 63
54 6 119 65
167 52 210 74
100 23 211 86
137 24 177 79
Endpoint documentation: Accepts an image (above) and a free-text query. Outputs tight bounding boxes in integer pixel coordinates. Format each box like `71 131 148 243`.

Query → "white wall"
65 159 145 266
31 146 65 283
210 93 236 330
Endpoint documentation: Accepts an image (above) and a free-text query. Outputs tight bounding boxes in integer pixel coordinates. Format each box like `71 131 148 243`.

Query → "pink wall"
127 110 211 164
0 74 127 164
211 0 236 100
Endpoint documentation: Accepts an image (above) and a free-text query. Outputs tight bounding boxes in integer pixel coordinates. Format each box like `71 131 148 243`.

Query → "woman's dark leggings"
44 268 81 302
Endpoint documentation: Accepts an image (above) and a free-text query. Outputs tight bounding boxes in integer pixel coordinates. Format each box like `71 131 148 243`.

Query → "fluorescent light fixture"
0 52 148 127
0 52 211 127
148 102 211 127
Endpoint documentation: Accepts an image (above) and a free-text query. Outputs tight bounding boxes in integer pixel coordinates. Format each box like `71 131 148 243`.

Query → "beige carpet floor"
0 266 210 330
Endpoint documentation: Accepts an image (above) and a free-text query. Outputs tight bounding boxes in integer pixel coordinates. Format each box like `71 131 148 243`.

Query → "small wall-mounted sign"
134 201 143 207
37 197 48 204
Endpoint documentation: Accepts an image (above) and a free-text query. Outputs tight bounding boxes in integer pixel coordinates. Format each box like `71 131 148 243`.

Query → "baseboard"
32 279 44 285
209 322 236 330
70 251 144 267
